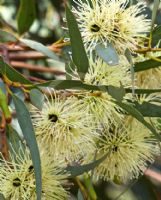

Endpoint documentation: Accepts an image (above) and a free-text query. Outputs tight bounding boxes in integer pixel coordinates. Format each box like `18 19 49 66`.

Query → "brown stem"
10 61 65 75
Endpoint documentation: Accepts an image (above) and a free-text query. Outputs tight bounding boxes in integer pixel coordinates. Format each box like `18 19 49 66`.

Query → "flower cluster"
72 0 151 53
0 145 68 200
1 0 161 199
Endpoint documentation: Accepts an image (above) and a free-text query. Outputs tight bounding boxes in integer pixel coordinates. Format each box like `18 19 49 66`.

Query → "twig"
11 61 65 75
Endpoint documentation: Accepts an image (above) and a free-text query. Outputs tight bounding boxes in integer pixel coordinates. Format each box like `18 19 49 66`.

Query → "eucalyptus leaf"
29 89 44 110
66 151 109 178
125 49 135 95
151 0 160 30
134 101 161 117
0 57 32 84
95 43 119 66
134 56 161 72
0 194 5 200
115 101 161 141
152 25 161 45
17 0 36 35
0 30 17 43
20 39 59 61
66 6 89 80
12 95 42 200
36 80 160 100
77 190 85 200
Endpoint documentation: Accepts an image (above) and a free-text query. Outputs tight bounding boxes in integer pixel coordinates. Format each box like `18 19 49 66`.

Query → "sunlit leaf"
20 39 59 61
12 95 42 200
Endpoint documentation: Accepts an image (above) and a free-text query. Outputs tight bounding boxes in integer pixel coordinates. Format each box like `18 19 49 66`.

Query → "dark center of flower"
90 24 100 32
13 177 21 187
48 114 58 123
28 165 34 172
112 145 118 152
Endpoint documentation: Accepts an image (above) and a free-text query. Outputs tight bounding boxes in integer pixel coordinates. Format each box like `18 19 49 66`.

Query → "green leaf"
6 125 25 160
36 80 161 100
20 39 59 61
125 88 161 94
77 190 85 200
29 89 44 110
12 95 42 200
134 101 161 117
152 25 161 45
0 194 5 200
0 57 32 84
151 0 160 30
95 43 119 66
134 57 161 72
0 30 17 43
125 49 135 95
66 6 89 80
17 0 36 35
114 101 161 141
66 151 109 178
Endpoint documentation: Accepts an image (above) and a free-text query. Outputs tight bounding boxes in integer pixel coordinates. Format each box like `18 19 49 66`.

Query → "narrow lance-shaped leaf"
77 190 85 200
134 56 161 72
0 57 32 84
20 39 59 61
17 0 36 35
0 30 17 43
125 49 135 96
114 101 161 142
66 151 110 178
29 89 44 110
95 43 119 66
151 0 160 30
12 95 42 200
66 6 89 80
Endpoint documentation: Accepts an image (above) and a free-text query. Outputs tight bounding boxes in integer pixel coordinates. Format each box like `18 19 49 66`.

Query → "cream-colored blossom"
72 0 151 53
0 145 68 200
31 91 97 162
93 118 160 183
75 55 130 126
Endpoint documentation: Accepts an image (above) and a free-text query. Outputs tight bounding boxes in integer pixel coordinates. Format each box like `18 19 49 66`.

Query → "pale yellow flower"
75 55 131 126
72 0 151 53
93 118 160 183
31 91 97 162
0 144 69 200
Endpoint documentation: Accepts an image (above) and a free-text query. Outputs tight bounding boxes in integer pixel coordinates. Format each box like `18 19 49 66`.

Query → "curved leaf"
12 95 42 200
17 0 36 35
66 6 89 80
29 89 44 110
0 30 17 43
66 151 109 178
0 57 32 84
115 101 161 142
95 43 119 66
20 39 59 61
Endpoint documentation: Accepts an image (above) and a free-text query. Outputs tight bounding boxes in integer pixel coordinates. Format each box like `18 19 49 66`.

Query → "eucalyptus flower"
0 145 68 200
31 91 97 162
94 118 160 183
72 0 150 53
74 55 131 126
